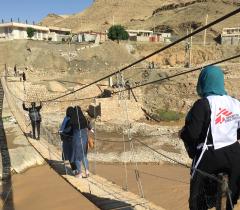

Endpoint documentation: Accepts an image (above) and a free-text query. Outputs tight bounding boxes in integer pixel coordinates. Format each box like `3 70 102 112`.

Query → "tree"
27 27 36 38
108 25 129 42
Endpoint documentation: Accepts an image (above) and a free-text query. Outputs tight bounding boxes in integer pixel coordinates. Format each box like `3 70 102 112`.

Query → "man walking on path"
23 102 42 140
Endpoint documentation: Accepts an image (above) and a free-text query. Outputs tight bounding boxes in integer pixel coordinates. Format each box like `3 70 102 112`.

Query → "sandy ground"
91 163 240 210
1 165 99 210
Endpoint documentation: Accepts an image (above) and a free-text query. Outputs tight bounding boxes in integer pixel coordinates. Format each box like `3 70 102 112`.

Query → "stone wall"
97 97 144 123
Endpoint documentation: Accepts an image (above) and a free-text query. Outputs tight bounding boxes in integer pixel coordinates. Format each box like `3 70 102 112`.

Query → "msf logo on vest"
215 108 240 125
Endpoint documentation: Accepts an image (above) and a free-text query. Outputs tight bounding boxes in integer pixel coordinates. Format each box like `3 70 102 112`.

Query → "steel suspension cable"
40 7 240 102
113 54 240 94
93 97 98 175
135 139 223 183
119 73 145 198
116 73 129 191
76 107 92 193
44 54 240 103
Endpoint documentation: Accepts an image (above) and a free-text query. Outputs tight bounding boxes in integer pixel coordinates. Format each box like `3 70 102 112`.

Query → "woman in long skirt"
69 106 90 178
59 106 76 172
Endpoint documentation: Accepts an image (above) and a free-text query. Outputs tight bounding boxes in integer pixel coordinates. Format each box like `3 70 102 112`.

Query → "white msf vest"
208 95 240 149
192 95 240 177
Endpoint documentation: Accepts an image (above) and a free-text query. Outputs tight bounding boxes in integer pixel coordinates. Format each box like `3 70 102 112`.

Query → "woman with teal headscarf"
179 65 240 210
197 65 227 98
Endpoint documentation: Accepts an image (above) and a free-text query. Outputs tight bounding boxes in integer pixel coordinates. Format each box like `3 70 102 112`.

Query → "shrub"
152 109 184 122
108 25 129 41
27 27 36 38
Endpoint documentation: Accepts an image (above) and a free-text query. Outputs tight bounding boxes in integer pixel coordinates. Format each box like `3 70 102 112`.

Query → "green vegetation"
27 27 36 38
152 109 184 122
108 25 129 41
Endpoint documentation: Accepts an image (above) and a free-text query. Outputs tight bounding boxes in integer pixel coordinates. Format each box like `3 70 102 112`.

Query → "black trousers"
189 142 240 210
31 120 41 139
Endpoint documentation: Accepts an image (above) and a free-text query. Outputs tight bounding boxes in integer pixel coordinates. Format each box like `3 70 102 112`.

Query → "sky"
0 0 92 24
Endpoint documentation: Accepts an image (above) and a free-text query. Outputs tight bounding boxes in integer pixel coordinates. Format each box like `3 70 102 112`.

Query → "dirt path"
1 165 99 210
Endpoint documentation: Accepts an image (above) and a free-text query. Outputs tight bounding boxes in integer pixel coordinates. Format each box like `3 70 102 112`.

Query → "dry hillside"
40 0 240 39
40 0 169 32
126 0 240 39
0 40 136 75
39 14 69 26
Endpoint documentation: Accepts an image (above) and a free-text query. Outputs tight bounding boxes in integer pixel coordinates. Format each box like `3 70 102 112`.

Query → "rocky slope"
40 0 166 32
127 0 240 38
40 0 240 39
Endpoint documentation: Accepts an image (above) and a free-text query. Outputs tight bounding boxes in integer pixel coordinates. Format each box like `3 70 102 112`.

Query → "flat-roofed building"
77 31 108 43
0 22 49 41
127 29 153 42
0 22 72 42
221 27 240 45
127 29 171 43
48 26 71 42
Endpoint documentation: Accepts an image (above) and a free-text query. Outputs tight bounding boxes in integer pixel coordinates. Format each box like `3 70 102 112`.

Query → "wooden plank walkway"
29 138 165 210
1 76 165 210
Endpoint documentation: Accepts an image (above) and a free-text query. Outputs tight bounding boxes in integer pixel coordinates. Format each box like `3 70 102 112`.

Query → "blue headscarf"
197 65 227 98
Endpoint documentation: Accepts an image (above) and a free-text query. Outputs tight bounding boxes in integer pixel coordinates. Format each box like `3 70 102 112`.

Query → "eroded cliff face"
39 0 168 32
152 0 207 14
39 0 239 38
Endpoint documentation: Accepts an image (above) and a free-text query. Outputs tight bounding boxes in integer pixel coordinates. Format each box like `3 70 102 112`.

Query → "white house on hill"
126 29 171 43
221 27 240 45
0 22 71 41
48 26 71 42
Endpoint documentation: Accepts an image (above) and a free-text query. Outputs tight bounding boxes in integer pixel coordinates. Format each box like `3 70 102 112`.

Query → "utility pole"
153 18 155 33
112 16 115 25
185 29 189 67
203 14 208 46
189 28 193 68
68 35 72 65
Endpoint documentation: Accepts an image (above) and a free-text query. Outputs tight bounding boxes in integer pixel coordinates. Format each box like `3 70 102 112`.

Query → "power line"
16 53 240 104
45 54 240 104
135 139 222 183
40 7 240 102
46 96 97 103
113 54 240 94
96 138 132 143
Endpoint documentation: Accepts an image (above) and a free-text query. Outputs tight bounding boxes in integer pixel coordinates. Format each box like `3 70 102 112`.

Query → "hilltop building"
48 26 71 41
0 22 71 41
127 29 171 43
221 27 240 45
0 22 49 40
77 31 108 44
